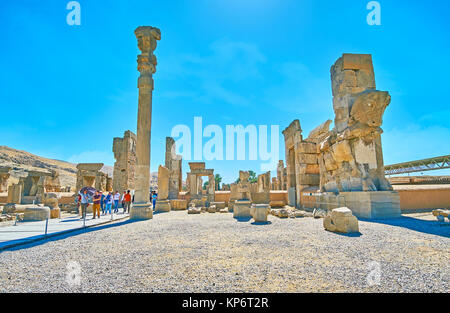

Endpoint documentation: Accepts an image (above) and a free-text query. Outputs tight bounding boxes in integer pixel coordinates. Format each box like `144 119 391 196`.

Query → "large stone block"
297 153 318 165
129 203 153 220
298 174 320 186
341 54 374 72
269 200 285 208
23 206 50 221
155 199 171 212
250 204 270 222
324 210 359 234
157 165 170 200
233 200 252 218
251 192 270 204
210 202 226 210
170 199 187 210
340 191 401 219
296 142 317 154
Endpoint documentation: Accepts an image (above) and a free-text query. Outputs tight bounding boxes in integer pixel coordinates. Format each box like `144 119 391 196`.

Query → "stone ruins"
165 137 182 200
113 130 137 192
76 163 111 192
130 26 161 220
282 53 401 219
0 166 11 193
233 171 252 218
186 162 215 205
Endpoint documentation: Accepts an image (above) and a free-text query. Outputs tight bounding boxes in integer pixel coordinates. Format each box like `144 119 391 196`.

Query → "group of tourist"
77 189 133 219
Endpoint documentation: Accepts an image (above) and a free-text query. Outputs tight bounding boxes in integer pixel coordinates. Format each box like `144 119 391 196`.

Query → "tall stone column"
130 26 161 220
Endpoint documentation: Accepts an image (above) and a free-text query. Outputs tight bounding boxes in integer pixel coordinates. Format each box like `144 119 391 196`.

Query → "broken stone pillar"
165 137 182 199
276 160 286 190
253 171 270 204
7 183 22 204
0 166 11 193
234 171 252 218
130 26 161 220
112 130 137 192
155 165 171 212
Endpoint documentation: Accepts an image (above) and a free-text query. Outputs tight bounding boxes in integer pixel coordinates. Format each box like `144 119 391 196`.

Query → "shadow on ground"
360 215 450 238
234 217 252 223
1 219 138 252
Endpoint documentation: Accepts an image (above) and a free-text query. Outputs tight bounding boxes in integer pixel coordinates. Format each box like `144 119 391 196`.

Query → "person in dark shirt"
92 191 101 219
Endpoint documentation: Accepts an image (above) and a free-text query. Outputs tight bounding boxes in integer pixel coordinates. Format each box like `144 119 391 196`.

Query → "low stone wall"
393 185 450 211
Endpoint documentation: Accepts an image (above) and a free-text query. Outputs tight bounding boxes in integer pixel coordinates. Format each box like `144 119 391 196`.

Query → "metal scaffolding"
385 155 450 175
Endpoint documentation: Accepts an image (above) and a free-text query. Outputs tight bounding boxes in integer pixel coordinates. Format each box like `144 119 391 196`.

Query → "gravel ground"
0 211 448 293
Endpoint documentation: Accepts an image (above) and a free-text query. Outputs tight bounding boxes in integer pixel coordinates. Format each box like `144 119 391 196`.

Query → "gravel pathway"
0 211 448 292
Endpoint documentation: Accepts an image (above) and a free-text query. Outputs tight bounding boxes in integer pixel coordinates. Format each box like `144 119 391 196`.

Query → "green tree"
214 174 222 190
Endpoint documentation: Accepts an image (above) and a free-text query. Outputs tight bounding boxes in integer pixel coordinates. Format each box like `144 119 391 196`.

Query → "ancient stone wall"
0 166 11 193
112 130 136 192
165 137 182 199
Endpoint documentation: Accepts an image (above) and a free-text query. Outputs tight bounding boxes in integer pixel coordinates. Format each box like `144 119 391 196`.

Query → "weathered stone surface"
187 162 215 203
269 200 285 208
210 202 226 210
0 166 11 193
157 165 170 200
233 200 251 218
166 137 183 200
130 26 161 221
155 199 171 212
250 204 270 222
324 207 359 233
7 184 22 204
170 199 187 210
76 163 110 192
187 207 201 214
112 130 136 192
22 206 50 221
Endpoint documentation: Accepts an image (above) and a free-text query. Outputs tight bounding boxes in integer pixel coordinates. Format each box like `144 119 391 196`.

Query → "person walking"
152 191 157 210
105 192 113 215
123 190 132 214
78 189 90 219
92 190 101 219
113 190 120 213
100 191 105 215
121 190 126 209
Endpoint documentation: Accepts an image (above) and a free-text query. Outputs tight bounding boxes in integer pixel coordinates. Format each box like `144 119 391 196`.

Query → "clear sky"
1 0 449 183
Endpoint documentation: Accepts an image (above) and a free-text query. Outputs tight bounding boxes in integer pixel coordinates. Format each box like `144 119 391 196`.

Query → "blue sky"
1 0 449 183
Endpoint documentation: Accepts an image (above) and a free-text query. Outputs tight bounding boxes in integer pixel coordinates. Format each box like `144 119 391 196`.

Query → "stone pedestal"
170 199 187 210
130 203 153 220
251 204 270 222
340 191 401 219
23 206 50 221
233 200 252 218
155 200 171 212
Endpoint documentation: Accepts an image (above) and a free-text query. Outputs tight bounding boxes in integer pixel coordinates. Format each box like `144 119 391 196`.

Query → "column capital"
135 26 161 75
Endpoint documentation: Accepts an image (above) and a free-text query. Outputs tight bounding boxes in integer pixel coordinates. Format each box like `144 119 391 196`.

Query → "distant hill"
0 146 112 189
0 146 158 190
